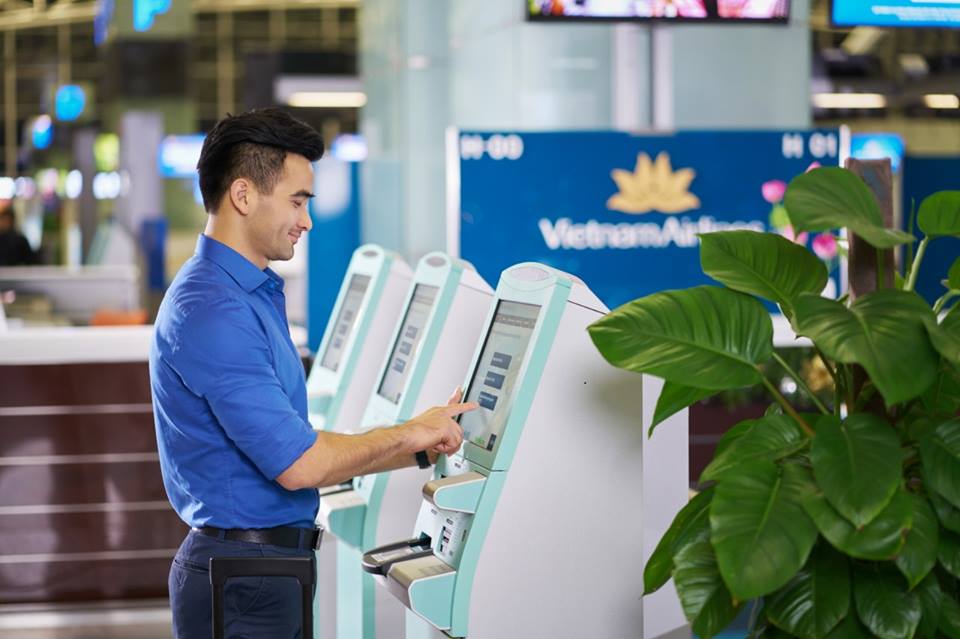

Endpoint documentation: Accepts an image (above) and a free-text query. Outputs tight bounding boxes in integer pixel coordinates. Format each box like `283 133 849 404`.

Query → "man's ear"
228 178 255 216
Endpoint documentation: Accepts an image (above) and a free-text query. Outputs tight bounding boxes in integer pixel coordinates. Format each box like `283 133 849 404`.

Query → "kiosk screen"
377 284 439 403
459 300 540 455
320 274 371 372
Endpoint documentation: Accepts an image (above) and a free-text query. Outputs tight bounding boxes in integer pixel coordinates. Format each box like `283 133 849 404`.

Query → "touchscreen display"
459 300 540 455
320 274 371 372
377 284 439 403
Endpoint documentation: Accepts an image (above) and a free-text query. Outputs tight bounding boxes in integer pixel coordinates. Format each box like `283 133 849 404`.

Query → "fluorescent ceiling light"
924 94 960 109
812 93 887 109
287 92 367 108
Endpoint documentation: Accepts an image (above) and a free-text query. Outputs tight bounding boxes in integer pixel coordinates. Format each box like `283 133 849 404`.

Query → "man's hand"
401 388 477 456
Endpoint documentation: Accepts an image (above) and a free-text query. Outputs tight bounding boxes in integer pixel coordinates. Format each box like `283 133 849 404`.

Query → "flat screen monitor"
459 300 541 456
831 0 960 28
377 284 440 404
528 0 789 22
320 274 371 372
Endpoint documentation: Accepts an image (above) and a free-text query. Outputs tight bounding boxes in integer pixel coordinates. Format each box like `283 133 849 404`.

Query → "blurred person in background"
0 202 38 266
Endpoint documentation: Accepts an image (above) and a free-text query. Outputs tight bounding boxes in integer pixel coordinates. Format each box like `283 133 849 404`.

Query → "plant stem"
760 375 815 437
813 346 838 384
933 290 959 315
772 352 830 415
905 237 930 292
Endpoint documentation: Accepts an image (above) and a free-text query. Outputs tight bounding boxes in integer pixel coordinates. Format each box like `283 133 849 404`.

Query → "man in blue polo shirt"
150 108 473 638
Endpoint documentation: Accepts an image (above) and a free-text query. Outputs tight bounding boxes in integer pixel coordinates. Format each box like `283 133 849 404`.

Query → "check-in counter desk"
0 326 186 604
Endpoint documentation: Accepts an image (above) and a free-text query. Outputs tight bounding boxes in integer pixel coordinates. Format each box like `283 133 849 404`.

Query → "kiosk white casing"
364 263 689 639
318 253 493 639
306 244 411 433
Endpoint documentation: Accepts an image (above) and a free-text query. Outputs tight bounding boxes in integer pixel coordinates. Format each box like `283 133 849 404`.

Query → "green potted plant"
588 167 960 639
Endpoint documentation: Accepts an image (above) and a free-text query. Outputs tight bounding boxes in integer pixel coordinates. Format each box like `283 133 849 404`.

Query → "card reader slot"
362 537 434 576
318 481 355 497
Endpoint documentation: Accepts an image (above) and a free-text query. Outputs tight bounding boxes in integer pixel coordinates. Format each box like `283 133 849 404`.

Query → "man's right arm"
276 394 476 490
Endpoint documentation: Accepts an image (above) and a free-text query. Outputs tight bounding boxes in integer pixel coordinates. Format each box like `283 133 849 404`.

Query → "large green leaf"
650 381 714 436
930 489 960 534
927 309 960 368
949 257 960 290
588 286 773 390
699 230 828 319
644 487 714 595
673 538 742 639
919 418 960 509
941 586 960 639
940 529 960 579
810 414 902 527
895 494 941 589
921 365 960 417
701 414 807 483
916 574 943 639
825 613 873 639
794 290 940 406
784 167 915 248
804 488 912 560
917 191 960 238
765 543 850 639
853 568 922 639
711 461 818 599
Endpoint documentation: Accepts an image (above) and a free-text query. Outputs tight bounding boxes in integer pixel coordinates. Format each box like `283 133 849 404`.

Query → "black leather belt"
195 526 323 551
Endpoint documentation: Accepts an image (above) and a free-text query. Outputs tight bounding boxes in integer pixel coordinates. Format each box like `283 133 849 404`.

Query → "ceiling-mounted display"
832 0 960 28
527 0 789 22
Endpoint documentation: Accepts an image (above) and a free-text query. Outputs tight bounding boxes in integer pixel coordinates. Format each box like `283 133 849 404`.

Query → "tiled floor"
0 601 172 639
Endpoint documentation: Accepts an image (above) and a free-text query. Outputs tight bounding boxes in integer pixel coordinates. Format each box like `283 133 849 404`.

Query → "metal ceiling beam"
192 0 357 13
0 0 357 32
0 2 96 32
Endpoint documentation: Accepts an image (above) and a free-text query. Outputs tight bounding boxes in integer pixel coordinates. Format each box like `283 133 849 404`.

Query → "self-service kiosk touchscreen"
306 244 411 433
363 263 689 639
315 253 492 639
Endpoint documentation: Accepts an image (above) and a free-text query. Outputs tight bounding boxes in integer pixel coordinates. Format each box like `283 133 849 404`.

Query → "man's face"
247 154 314 263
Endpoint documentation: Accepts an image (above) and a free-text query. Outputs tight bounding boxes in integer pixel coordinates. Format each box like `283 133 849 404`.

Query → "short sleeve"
169 297 316 480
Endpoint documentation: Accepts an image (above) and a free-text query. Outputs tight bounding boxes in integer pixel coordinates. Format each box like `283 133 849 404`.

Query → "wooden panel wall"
0 362 187 604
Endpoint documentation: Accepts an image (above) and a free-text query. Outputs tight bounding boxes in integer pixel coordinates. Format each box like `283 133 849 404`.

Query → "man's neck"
203 217 267 270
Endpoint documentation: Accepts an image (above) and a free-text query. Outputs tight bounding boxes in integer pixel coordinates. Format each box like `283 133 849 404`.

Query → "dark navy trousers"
168 529 314 639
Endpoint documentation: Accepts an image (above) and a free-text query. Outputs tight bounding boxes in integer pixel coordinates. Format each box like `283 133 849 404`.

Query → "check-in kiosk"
318 253 493 639
362 263 689 639
306 244 412 433
307 244 410 639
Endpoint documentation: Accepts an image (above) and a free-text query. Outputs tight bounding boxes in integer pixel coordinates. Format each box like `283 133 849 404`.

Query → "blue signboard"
455 130 843 311
832 0 960 28
903 155 960 309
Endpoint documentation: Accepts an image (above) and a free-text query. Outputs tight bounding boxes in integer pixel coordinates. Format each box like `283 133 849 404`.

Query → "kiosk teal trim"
351 254 466 546
406 263 573 636
307 244 395 431
326 253 483 639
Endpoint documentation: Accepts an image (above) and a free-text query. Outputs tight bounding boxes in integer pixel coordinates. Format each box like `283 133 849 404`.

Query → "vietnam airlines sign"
454 130 842 309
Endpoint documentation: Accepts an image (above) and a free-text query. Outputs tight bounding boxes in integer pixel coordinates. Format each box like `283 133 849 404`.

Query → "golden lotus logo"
606 152 701 215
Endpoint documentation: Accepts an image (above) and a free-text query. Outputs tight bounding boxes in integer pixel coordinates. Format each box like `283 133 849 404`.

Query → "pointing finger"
443 401 478 417
447 387 464 404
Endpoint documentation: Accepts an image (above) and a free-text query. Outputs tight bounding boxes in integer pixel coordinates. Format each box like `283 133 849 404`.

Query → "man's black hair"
197 108 324 213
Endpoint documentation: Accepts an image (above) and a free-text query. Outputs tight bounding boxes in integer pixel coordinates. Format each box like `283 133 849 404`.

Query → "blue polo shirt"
150 234 318 529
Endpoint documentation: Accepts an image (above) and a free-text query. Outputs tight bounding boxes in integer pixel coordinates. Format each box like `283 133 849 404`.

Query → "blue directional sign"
134 0 172 32
454 129 844 310
833 0 960 29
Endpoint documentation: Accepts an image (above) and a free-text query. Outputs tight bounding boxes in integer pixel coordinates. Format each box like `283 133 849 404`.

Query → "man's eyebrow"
290 190 315 198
